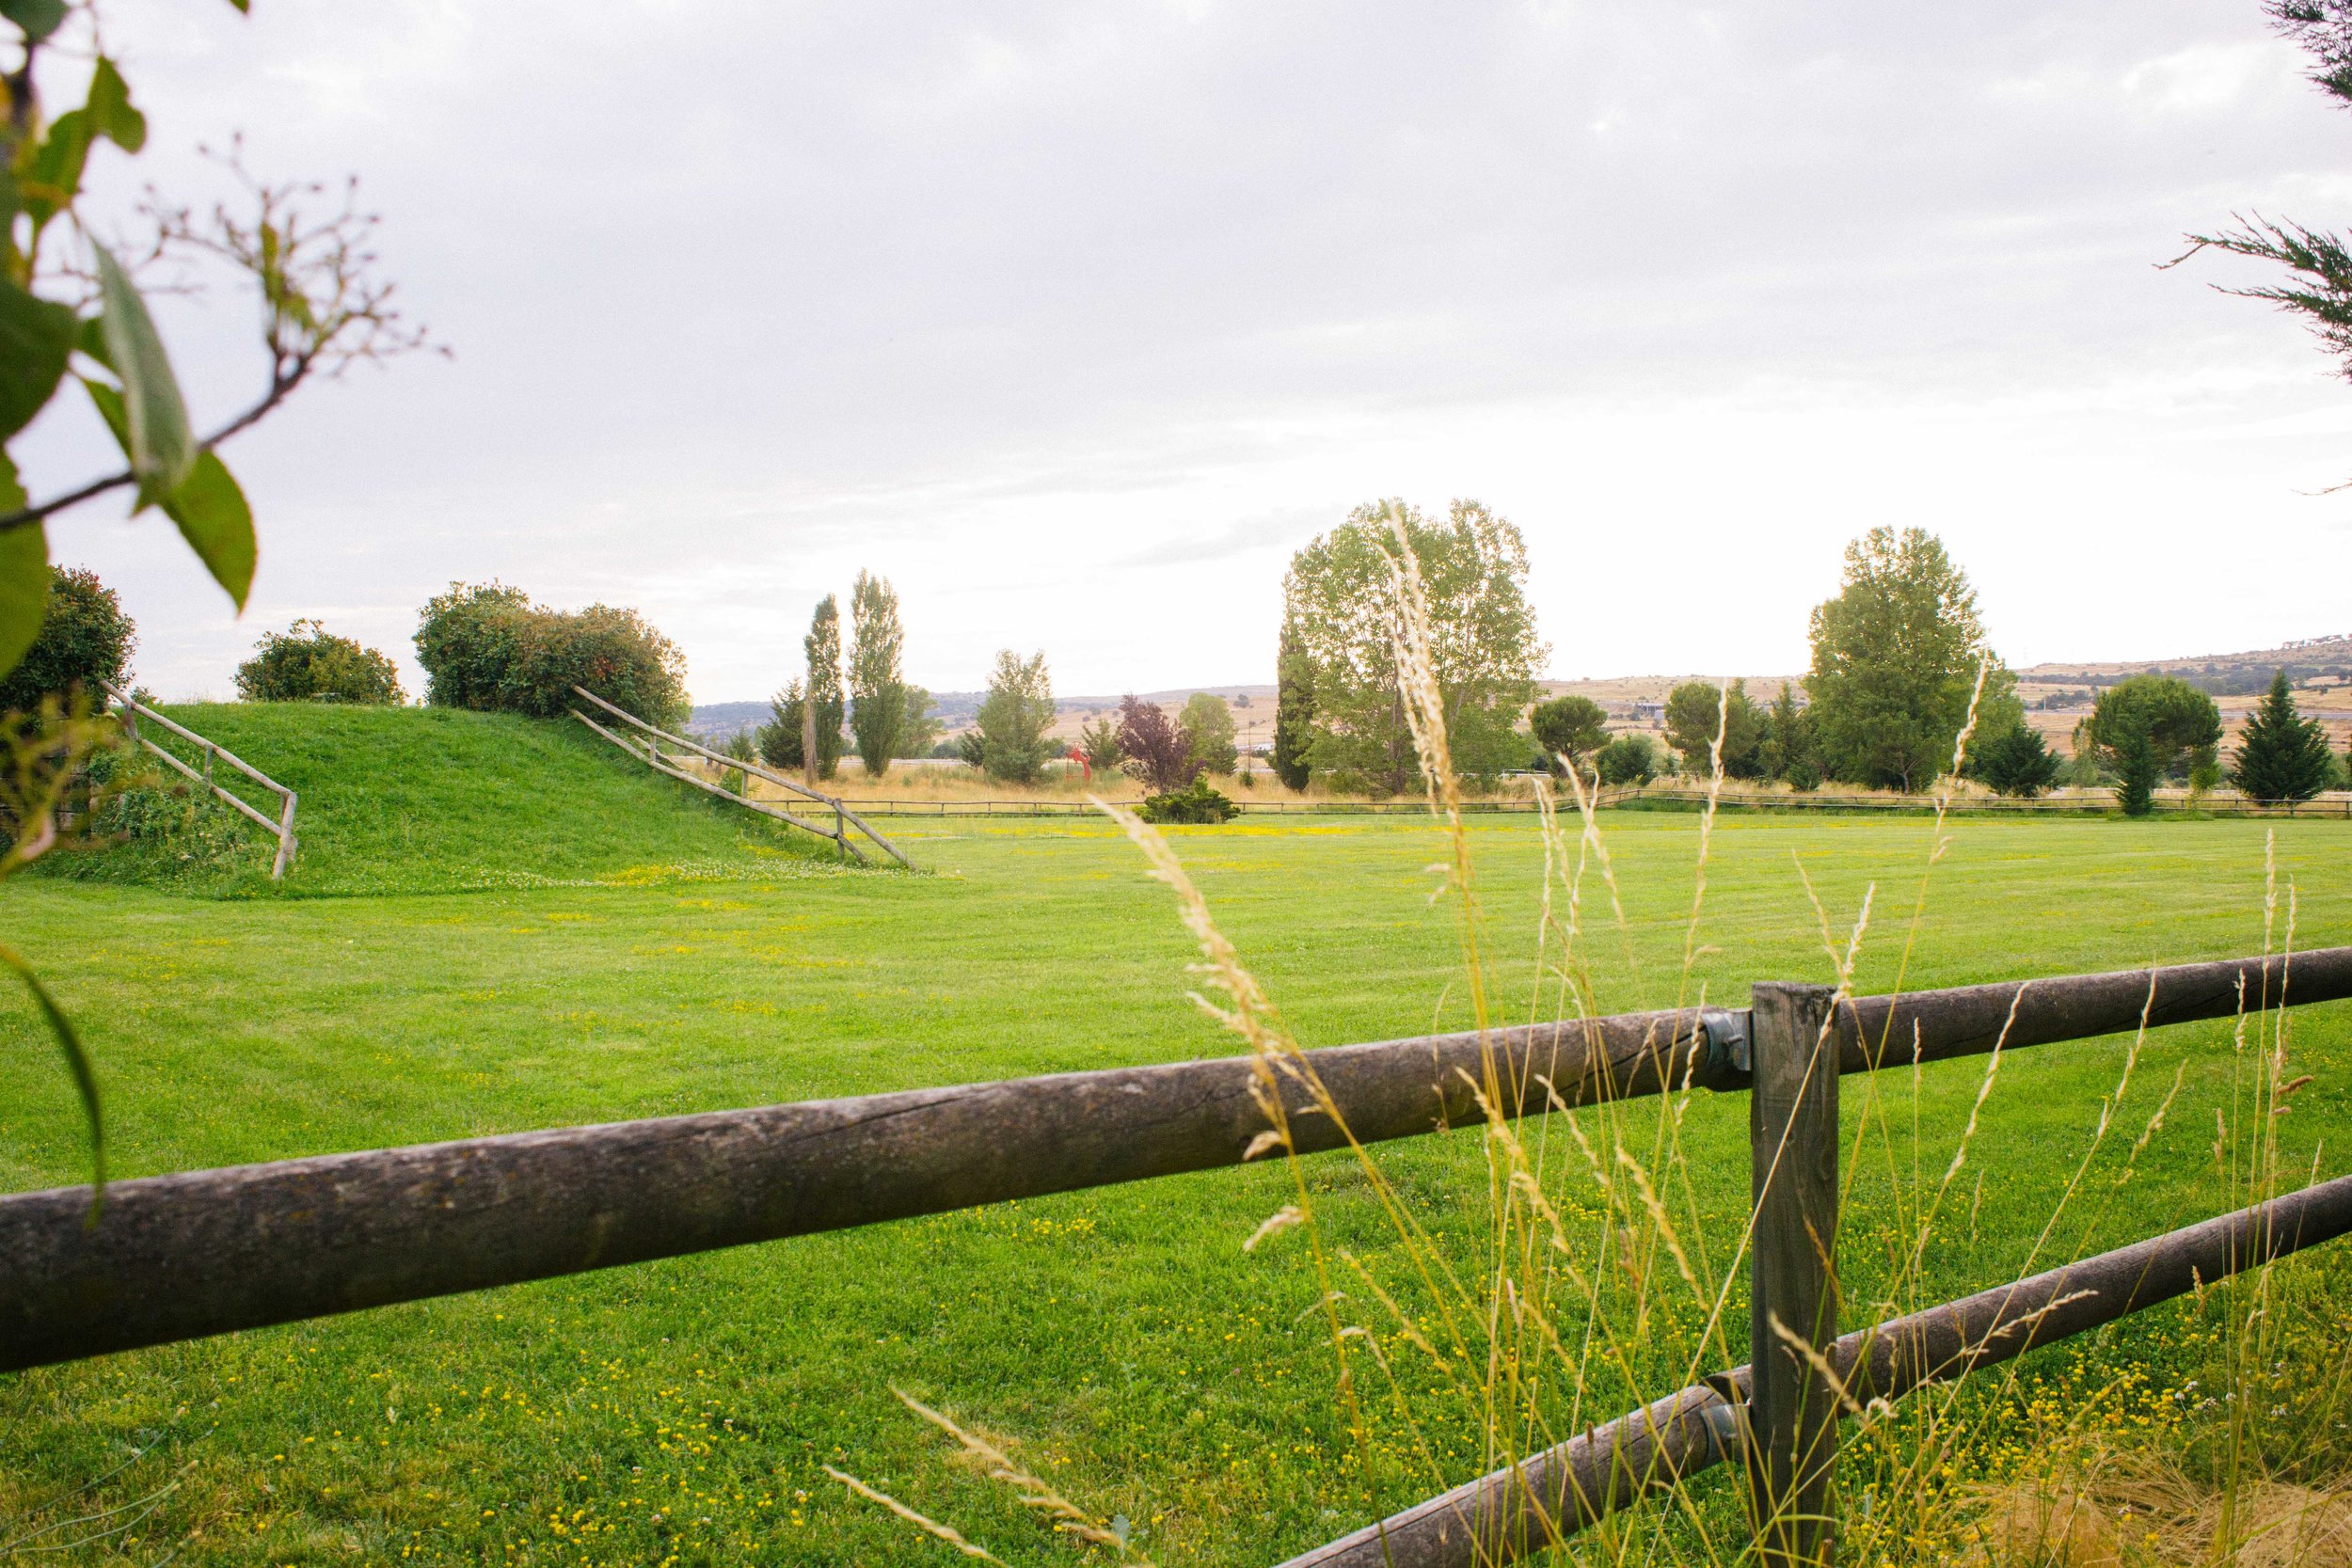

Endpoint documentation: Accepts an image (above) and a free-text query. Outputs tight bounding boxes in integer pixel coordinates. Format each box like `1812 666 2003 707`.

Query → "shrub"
1138 777 1234 824
415 583 689 727
0 567 135 715
1783 756 1822 793
80 742 252 874
1595 733 1659 786
235 620 405 704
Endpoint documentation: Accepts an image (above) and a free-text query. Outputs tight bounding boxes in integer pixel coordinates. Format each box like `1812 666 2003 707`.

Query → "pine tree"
2231 669 2334 803
756 678 805 770
1270 620 1314 791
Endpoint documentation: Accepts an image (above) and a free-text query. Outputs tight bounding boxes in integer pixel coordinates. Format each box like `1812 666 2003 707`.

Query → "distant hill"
690 684 1276 742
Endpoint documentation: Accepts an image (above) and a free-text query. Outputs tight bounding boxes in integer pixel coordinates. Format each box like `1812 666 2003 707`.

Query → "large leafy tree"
1179 691 1236 776
0 3 431 684
1805 528 2016 792
1269 620 1314 790
1529 693 1607 775
2231 669 2335 803
847 569 906 778
2078 675 2222 816
1664 679 1764 778
975 649 1054 784
803 594 845 780
1283 499 1546 793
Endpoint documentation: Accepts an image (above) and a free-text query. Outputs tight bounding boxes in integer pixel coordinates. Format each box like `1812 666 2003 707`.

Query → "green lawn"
3 787 2349 1564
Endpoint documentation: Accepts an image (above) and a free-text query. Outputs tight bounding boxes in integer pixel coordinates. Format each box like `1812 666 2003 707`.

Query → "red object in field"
1067 747 1090 782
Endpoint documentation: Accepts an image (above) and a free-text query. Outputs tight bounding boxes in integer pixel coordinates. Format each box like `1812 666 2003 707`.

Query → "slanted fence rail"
567 687 909 867
5 947 2349 1565
101 682 298 879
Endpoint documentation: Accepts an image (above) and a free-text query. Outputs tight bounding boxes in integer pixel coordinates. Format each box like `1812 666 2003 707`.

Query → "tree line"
1264 508 2351 814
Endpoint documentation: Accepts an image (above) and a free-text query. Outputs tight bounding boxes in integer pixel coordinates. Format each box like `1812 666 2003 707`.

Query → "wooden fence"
810 789 2352 820
101 683 298 879
567 687 910 867
4 947 2349 1565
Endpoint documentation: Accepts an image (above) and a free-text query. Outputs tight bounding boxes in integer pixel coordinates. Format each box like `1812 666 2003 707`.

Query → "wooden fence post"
802 689 818 792
1747 981 1841 1567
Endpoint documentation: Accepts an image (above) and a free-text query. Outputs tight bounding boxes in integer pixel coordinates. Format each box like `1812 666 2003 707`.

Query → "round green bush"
0 566 135 715
414 582 689 727
236 620 406 705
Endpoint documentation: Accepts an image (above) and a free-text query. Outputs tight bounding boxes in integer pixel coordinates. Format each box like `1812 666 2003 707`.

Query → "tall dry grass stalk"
839 552 2330 1566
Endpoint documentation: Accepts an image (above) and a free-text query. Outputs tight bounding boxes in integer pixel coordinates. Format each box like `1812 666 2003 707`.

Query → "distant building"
1631 700 1664 723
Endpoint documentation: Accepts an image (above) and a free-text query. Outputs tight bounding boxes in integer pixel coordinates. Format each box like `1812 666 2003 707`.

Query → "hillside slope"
44 705 845 896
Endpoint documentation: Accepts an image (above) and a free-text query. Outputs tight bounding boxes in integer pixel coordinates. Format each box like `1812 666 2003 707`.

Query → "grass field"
3 724 2350 1564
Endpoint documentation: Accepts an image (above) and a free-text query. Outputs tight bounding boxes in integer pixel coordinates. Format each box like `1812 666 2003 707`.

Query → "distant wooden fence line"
566 687 910 868
101 683 297 879
804 787 2352 820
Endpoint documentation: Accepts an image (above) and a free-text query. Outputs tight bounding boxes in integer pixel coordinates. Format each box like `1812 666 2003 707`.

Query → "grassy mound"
41 704 846 896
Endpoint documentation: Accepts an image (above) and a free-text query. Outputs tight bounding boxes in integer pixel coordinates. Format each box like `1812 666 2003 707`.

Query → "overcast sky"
21 0 2352 701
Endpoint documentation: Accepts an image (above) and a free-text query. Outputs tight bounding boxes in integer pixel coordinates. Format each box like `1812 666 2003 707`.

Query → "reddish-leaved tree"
1117 694 1200 792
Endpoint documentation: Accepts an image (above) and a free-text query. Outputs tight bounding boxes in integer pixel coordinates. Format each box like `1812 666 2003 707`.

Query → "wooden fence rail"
800 790 2352 819
3 948 2343 1374
100 683 297 879
1280 1170 2352 1568
567 687 909 867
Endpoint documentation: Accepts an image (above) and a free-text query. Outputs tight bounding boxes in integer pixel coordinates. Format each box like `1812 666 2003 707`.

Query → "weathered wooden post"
802 682 818 792
1746 982 1841 1567
271 790 298 881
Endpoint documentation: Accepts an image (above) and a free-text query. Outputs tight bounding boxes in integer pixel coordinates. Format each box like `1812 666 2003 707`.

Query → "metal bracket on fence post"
1746 982 1840 1568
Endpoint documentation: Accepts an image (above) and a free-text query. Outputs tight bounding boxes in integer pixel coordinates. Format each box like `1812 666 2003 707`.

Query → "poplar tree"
848 570 908 777
803 595 845 779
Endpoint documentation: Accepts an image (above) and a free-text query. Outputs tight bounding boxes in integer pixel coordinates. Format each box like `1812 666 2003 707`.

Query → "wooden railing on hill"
566 687 909 867
4 948 2350 1563
102 683 297 879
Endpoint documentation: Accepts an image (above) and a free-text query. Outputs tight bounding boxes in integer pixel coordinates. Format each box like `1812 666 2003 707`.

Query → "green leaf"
0 466 48 681
161 450 254 609
0 0 68 42
92 243 196 503
80 379 253 608
21 108 89 228
0 941 103 1212
74 311 113 372
85 57 145 153
81 372 127 446
0 279 74 439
